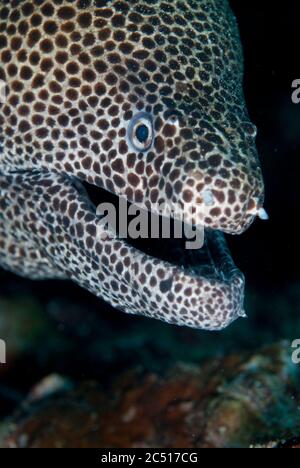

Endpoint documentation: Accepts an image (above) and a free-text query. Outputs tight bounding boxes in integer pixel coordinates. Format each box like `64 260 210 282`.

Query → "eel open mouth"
82 181 246 331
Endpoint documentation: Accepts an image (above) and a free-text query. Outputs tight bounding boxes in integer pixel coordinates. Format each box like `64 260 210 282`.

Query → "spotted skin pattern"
0 0 265 330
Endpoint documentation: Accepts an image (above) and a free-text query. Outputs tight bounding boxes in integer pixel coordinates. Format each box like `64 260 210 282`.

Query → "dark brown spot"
58 6 76 20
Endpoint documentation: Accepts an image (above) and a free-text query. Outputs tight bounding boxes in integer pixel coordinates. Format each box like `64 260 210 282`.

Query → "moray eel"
0 0 265 330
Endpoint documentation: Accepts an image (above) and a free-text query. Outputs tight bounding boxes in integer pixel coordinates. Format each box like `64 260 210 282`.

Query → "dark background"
0 1 299 415
230 0 300 292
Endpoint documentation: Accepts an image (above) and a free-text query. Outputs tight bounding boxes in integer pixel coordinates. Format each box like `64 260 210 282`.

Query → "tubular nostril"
258 208 269 220
242 122 258 139
246 197 269 220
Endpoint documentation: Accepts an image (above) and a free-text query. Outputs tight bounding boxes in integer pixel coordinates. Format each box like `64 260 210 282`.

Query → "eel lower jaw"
82 181 246 331
133 228 246 330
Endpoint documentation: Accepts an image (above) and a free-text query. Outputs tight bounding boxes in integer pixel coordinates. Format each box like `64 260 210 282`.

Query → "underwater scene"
0 0 299 450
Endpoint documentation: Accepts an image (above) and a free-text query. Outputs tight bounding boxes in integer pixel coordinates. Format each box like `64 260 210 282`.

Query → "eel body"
0 0 265 330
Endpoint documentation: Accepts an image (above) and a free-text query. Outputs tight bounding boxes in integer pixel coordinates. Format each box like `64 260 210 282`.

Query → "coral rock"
1 343 300 448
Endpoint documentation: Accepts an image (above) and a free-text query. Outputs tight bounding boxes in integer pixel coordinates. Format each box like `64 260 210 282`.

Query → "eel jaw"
82 182 246 331
125 228 246 331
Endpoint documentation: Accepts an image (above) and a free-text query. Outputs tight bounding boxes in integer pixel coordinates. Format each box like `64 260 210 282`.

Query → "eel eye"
128 113 153 152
